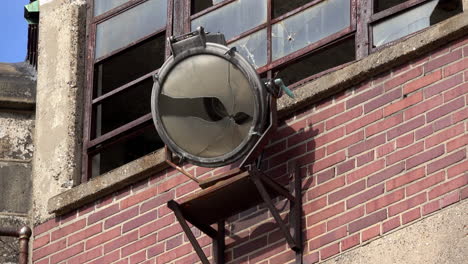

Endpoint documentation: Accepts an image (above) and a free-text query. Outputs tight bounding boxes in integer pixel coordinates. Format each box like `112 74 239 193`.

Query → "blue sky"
0 0 30 63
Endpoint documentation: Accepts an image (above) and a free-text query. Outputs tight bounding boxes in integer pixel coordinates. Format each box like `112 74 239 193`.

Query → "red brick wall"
32 36 468 264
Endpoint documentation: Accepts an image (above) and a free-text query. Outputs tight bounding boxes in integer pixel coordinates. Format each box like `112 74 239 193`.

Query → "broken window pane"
275 37 355 86
229 29 268 68
95 0 167 58
373 0 462 47
94 0 130 16
191 0 267 41
272 0 350 61
91 125 164 177
93 33 165 98
93 78 153 139
272 0 314 19
191 0 225 14
373 0 407 13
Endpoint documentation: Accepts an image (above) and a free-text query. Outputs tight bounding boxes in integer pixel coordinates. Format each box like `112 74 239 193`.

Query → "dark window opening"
91 125 164 177
272 0 315 18
93 33 166 98
191 0 224 14
373 0 408 13
92 78 153 139
275 37 355 87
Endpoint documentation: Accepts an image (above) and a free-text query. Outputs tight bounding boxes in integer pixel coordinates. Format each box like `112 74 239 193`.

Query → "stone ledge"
47 12 468 215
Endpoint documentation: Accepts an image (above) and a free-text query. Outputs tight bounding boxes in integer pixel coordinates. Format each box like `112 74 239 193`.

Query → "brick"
427 149 466 174
386 167 425 191
404 94 443 121
309 151 346 174
104 206 139 229
233 236 267 258
304 197 327 215
402 207 421 224
347 184 384 209
249 242 287 264
366 113 403 137
122 234 156 257
426 48 463 71
368 162 405 187
50 243 84 264
270 250 295 264
158 174 190 194
386 142 423 165
311 127 345 149
308 177 345 200
448 160 468 178
348 209 387 233
303 252 320 264
165 234 183 251
288 126 321 147
427 97 465 122
327 206 365 231
175 181 198 198
147 243 164 258
68 247 102 264
347 159 385 183
396 133 414 148
34 218 59 237
103 230 139 254
387 116 425 140
406 145 445 170
444 82 468 103
123 210 157 233
347 85 384 109
33 239 66 261
157 223 183 242
426 123 464 149
341 233 360 251
384 92 423 117
307 202 345 226
433 116 453 132
308 103 345 124
337 159 355 175
271 119 307 142
366 189 405 213
425 74 464 100
444 58 468 76
346 109 383 134
357 151 374 167
296 148 326 167
384 67 422 91
328 131 364 154
388 192 427 216
447 133 468 153
316 168 335 184
141 190 174 212
403 70 442 94
129 250 146 264
271 144 307 165
326 106 363 130
428 174 468 200
88 204 120 224
310 226 347 250
88 250 120 264
139 214 174 237
60 211 77 225
440 191 460 208
362 225 380 242
406 171 445 196
382 216 400 234
328 180 366 204
68 223 102 246
460 186 468 200
422 200 440 215
377 142 395 157
415 125 433 140
348 134 386 157
306 223 327 239
452 107 468 123
320 243 340 260
86 226 121 250
33 234 50 250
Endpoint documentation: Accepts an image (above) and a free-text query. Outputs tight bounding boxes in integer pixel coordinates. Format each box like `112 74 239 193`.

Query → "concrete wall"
31 0 87 224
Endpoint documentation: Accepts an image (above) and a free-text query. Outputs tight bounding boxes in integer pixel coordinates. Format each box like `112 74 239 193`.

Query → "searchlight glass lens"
158 54 255 158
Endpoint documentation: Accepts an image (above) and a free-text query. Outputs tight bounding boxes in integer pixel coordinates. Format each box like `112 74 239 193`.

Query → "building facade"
3 0 468 263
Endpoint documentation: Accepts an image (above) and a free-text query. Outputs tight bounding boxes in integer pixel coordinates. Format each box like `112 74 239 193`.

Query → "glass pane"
94 33 165 98
272 0 350 61
94 0 130 16
272 0 315 18
191 0 225 14
91 125 164 177
373 0 462 47
95 0 167 58
275 37 355 86
373 0 407 13
191 0 267 41
229 29 267 68
93 78 153 138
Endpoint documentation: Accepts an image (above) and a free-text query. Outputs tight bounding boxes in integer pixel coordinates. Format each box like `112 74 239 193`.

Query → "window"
83 0 462 181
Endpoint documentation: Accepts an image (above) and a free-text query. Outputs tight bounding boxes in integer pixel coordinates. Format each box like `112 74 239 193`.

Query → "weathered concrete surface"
46 10 468 216
323 200 468 264
0 215 28 264
32 0 87 224
0 112 34 161
0 62 36 111
0 163 32 213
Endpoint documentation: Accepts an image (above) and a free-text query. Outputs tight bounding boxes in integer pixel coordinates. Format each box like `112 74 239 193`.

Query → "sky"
0 0 30 63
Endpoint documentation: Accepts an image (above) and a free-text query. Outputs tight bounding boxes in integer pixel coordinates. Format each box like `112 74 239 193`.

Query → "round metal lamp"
151 28 270 167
